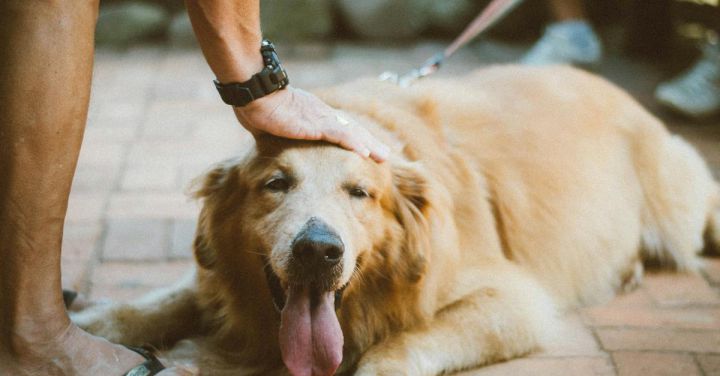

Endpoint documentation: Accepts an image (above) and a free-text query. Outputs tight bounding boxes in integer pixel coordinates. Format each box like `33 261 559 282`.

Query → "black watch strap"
214 39 289 107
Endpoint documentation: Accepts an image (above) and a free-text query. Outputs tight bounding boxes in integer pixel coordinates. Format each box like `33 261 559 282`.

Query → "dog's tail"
636 125 718 271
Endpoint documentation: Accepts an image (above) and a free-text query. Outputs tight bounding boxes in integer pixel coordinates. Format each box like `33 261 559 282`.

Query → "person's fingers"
235 86 390 162
352 125 390 163
323 115 393 162
322 123 370 158
345 121 390 162
368 140 391 163
333 127 370 158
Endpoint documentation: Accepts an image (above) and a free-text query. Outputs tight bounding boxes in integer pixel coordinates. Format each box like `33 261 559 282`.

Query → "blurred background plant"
95 0 719 118
96 0 718 57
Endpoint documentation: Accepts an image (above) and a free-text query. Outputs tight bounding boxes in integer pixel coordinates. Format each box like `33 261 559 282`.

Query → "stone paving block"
582 306 720 330
599 287 655 309
142 100 210 139
150 77 211 101
71 164 121 193
65 194 107 223
126 140 236 166
90 260 193 302
170 219 197 259
189 116 248 144
612 352 700 376
81 125 136 144
88 111 144 130
156 52 211 78
91 260 193 288
536 314 603 357
458 356 614 376
62 223 103 261
696 354 720 376
102 218 168 261
596 328 720 353
107 192 199 220
92 100 147 123
61 260 91 292
90 284 155 303
643 272 720 307
125 141 193 166
121 163 179 191
76 142 126 168
61 224 103 291
285 60 341 88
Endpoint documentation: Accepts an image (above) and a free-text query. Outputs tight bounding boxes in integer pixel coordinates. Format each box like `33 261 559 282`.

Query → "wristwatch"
213 39 289 107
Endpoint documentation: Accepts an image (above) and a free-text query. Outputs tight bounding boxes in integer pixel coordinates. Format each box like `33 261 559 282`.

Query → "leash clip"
380 52 444 87
379 0 524 87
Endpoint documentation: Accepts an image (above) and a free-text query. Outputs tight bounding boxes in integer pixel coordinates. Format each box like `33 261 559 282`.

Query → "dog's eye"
265 177 290 192
348 187 371 199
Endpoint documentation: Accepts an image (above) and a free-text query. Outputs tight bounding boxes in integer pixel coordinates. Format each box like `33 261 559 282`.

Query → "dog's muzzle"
263 261 345 312
263 218 348 312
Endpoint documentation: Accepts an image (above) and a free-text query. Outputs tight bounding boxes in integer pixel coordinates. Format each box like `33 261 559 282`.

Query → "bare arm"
185 0 389 162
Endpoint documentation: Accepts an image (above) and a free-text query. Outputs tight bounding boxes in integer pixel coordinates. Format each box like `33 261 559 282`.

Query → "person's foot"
0 323 186 375
521 20 602 67
655 41 720 119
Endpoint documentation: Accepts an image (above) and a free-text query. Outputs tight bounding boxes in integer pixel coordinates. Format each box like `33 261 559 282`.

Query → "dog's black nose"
291 218 344 268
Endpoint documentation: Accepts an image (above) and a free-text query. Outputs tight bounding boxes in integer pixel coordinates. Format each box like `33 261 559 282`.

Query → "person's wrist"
214 50 265 84
232 84 289 116
214 40 289 108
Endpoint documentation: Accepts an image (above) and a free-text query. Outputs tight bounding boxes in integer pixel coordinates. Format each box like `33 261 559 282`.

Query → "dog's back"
321 65 720 308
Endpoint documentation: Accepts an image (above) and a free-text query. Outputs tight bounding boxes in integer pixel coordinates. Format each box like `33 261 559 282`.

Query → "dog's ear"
391 161 431 283
193 213 217 270
393 161 429 212
191 162 236 200
190 162 244 270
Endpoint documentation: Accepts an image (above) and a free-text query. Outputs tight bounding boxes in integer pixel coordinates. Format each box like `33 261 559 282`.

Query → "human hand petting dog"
233 86 390 163
186 1 388 163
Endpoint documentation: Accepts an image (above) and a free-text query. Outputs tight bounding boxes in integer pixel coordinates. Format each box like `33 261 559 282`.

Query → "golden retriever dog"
73 65 720 375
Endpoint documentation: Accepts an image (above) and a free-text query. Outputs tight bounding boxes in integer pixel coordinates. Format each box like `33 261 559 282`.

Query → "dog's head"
192 133 431 375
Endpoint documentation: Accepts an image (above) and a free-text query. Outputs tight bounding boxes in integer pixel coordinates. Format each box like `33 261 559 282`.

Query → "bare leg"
0 1 162 374
548 0 587 21
522 0 600 65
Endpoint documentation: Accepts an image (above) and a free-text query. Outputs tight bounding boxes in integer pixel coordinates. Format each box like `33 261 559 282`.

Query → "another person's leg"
547 0 585 20
521 0 602 66
655 32 720 118
0 1 151 374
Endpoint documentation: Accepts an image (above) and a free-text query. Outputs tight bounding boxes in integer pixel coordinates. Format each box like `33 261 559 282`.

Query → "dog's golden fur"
73 66 720 375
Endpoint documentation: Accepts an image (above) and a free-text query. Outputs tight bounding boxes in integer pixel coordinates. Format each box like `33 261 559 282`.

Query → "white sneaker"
655 42 720 119
521 20 603 67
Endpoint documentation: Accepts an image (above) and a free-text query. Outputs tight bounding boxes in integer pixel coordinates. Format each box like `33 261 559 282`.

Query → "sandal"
123 345 167 376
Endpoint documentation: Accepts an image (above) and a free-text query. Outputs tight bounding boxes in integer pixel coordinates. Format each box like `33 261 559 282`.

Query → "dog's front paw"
354 363 408 376
70 304 134 344
354 356 416 376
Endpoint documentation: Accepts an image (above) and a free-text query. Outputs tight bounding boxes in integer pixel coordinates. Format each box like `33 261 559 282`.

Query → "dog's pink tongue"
279 286 343 376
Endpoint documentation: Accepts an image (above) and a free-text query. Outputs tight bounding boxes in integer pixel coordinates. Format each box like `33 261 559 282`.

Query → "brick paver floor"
62 41 720 375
